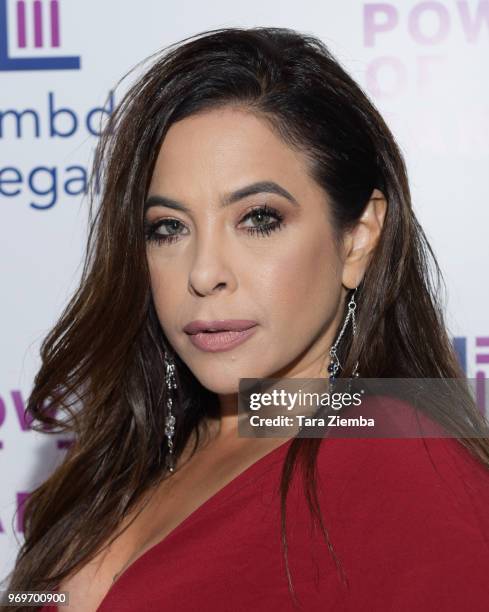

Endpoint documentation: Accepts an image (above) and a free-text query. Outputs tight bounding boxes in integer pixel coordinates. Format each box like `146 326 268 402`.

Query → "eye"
144 218 189 245
239 205 285 238
143 204 285 246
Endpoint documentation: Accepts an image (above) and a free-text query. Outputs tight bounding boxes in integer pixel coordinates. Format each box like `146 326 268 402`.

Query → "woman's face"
146 107 348 395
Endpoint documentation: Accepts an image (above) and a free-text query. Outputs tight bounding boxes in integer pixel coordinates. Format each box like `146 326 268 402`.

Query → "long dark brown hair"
5 26 489 609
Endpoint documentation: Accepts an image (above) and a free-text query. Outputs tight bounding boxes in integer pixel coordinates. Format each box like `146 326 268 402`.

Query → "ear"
341 189 387 289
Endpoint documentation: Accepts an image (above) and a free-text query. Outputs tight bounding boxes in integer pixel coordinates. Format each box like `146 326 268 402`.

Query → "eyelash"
143 204 285 246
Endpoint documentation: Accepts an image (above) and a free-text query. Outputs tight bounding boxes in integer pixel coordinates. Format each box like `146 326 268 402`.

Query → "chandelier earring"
164 353 178 474
328 287 360 389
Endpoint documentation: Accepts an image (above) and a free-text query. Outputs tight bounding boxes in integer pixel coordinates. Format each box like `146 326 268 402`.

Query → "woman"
5 26 489 611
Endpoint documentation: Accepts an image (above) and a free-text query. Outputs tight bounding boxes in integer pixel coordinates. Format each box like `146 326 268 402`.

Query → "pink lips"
183 319 258 353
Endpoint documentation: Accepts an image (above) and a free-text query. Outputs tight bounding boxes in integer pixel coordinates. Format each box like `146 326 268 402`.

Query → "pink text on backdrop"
0 390 71 449
363 1 489 97
364 1 489 46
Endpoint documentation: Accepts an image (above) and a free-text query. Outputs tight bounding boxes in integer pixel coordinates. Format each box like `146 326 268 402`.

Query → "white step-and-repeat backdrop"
1 0 488 579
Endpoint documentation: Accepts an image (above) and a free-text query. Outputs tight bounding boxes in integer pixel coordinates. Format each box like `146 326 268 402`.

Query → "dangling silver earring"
328 287 360 386
164 353 177 474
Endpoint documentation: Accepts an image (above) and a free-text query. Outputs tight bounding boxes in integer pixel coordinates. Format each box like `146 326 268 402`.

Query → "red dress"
39 426 489 611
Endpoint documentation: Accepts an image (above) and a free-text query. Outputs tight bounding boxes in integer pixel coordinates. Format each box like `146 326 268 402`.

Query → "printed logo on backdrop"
0 1 117 210
0 2 114 211
0 88 111 209
453 336 489 415
0 0 80 71
363 1 489 98
0 391 71 534
362 1 489 155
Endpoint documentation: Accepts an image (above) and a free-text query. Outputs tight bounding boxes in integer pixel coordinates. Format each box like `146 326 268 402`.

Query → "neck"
215 393 240 439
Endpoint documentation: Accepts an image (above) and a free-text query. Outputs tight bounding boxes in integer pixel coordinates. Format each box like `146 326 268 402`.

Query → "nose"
188 232 237 297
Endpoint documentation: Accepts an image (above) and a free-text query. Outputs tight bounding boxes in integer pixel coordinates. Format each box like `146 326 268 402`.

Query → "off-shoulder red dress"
38 426 489 611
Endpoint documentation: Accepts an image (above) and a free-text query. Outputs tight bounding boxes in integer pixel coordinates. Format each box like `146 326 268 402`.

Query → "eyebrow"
144 181 300 213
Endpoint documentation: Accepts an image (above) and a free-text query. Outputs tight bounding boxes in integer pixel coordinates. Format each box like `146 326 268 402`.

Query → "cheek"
255 234 341 321
147 256 181 325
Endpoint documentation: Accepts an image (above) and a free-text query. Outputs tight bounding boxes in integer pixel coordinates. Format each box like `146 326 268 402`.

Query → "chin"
196 376 242 396
188 361 266 395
